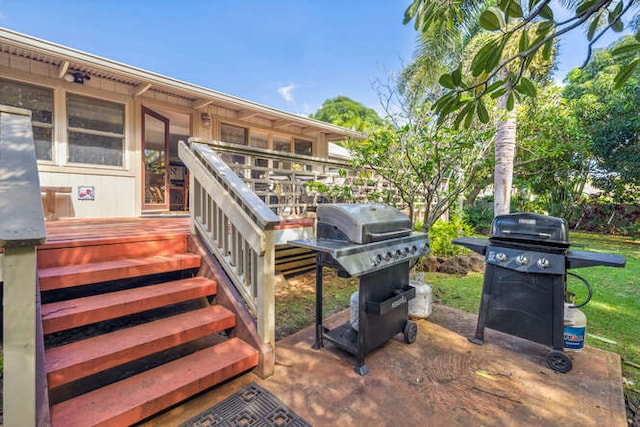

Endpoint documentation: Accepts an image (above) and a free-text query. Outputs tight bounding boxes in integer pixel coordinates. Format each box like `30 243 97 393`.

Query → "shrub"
428 215 474 256
463 202 493 235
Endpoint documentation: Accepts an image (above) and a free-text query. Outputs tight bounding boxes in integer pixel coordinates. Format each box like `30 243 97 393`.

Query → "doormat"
179 382 311 427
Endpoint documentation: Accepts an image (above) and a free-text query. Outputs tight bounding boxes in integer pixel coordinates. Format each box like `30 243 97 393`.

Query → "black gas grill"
290 204 429 375
454 212 625 372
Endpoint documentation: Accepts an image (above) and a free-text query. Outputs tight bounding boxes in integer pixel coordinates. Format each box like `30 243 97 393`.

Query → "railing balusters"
179 140 280 349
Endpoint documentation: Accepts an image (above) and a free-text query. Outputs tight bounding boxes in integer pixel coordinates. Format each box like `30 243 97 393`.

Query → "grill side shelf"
566 250 626 269
452 237 490 255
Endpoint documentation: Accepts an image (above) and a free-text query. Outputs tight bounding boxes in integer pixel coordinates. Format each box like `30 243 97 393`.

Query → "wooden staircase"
38 227 259 426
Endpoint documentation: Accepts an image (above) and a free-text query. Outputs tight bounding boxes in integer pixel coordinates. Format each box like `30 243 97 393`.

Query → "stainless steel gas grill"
453 212 625 373
290 204 429 375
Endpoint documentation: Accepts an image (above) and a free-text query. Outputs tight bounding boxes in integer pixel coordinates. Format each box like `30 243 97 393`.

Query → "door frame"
141 106 170 212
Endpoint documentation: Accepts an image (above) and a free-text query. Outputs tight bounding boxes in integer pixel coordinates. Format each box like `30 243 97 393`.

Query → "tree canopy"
564 36 640 200
310 96 384 132
404 0 640 126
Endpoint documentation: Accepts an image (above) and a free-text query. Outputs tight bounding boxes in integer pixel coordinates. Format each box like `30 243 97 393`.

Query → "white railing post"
3 246 38 426
0 105 48 427
256 229 276 347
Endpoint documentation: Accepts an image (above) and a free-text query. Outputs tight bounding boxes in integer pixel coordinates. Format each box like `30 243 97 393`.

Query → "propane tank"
409 283 433 319
564 302 587 351
350 291 359 331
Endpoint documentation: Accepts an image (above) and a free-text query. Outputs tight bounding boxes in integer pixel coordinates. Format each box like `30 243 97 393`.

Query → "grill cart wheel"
546 350 573 373
404 320 418 344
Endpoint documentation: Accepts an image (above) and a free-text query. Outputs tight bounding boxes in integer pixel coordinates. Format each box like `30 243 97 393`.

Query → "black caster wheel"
546 350 573 373
404 320 418 344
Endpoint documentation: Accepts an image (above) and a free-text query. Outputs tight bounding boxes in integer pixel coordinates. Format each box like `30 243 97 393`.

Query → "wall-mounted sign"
78 186 95 200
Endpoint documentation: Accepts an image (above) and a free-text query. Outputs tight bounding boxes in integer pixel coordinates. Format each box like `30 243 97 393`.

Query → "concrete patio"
142 304 626 426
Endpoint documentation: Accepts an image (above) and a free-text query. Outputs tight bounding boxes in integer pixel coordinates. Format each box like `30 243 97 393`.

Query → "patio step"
39 253 201 291
39 223 261 426
50 337 259 427
46 305 236 389
41 276 217 334
38 233 190 268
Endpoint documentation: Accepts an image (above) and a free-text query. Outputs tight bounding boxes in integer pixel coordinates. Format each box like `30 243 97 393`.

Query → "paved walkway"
143 304 626 426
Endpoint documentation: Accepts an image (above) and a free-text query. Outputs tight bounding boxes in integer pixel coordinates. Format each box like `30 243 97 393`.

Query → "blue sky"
0 1 629 117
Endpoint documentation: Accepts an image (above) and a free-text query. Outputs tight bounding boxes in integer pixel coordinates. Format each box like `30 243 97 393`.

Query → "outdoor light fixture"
64 72 91 84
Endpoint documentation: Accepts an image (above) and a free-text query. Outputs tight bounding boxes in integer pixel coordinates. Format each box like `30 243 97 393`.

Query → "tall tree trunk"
494 83 517 216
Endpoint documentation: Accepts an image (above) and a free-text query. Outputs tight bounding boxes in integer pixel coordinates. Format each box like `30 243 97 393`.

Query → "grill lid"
490 213 569 247
316 203 411 244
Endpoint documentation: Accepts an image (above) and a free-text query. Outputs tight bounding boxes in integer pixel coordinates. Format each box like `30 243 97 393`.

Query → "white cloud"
277 83 297 104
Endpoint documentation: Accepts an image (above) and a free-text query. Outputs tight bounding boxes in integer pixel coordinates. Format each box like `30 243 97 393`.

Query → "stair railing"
179 139 281 348
0 105 49 426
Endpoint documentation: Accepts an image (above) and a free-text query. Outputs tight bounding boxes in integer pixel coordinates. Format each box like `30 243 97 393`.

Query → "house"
1 27 377 426
0 27 364 219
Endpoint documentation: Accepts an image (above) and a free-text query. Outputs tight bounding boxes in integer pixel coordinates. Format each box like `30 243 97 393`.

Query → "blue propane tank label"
564 326 585 350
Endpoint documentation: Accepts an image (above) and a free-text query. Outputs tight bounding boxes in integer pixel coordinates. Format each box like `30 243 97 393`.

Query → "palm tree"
403 0 553 216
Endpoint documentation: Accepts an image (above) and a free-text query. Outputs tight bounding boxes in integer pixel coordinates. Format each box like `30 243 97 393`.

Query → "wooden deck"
42 217 192 247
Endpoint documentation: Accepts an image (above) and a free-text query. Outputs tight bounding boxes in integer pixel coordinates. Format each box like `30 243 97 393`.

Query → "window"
249 131 269 149
220 123 247 145
0 78 54 161
273 135 291 153
294 139 312 156
67 94 124 166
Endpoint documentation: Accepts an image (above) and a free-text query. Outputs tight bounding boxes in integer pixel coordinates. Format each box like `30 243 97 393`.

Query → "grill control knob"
394 249 402 259
516 255 528 266
410 245 417 254
384 252 392 261
403 247 411 256
496 252 507 262
537 257 550 269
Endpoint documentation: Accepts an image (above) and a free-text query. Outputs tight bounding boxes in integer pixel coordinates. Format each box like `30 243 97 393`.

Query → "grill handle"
499 230 552 239
367 229 412 242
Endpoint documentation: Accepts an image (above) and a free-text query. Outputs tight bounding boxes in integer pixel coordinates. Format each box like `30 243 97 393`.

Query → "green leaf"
487 79 505 92
614 58 640 89
540 5 554 20
587 16 599 41
515 77 537 97
505 0 524 18
464 104 476 128
477 99 490 124
471 41 495 77
611 17 624 33
542 40 553 60
536 20 554 36
452 67 462 86
454 102 474 130
612 42 640 56
576 0 596 15
485 40 505 73
439 74 456 89
491 87 508 99
518 29 529 53
506 92 515 111
403 0 421 25
613 0 623 16
479 7 504 31
528 0 543 10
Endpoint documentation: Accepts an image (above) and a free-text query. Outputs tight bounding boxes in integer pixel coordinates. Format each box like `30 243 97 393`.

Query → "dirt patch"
420 253 485 275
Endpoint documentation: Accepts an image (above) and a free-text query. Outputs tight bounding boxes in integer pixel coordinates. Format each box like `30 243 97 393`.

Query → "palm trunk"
494 82 517 216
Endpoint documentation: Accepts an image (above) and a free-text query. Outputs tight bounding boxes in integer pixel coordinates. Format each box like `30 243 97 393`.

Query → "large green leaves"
479 7 505 31
614 58 640 89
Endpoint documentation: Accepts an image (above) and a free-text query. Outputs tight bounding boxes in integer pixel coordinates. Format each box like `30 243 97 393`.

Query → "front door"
142 107 170 211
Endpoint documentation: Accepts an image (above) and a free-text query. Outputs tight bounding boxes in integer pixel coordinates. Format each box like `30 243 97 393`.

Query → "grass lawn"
428 231 640 395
